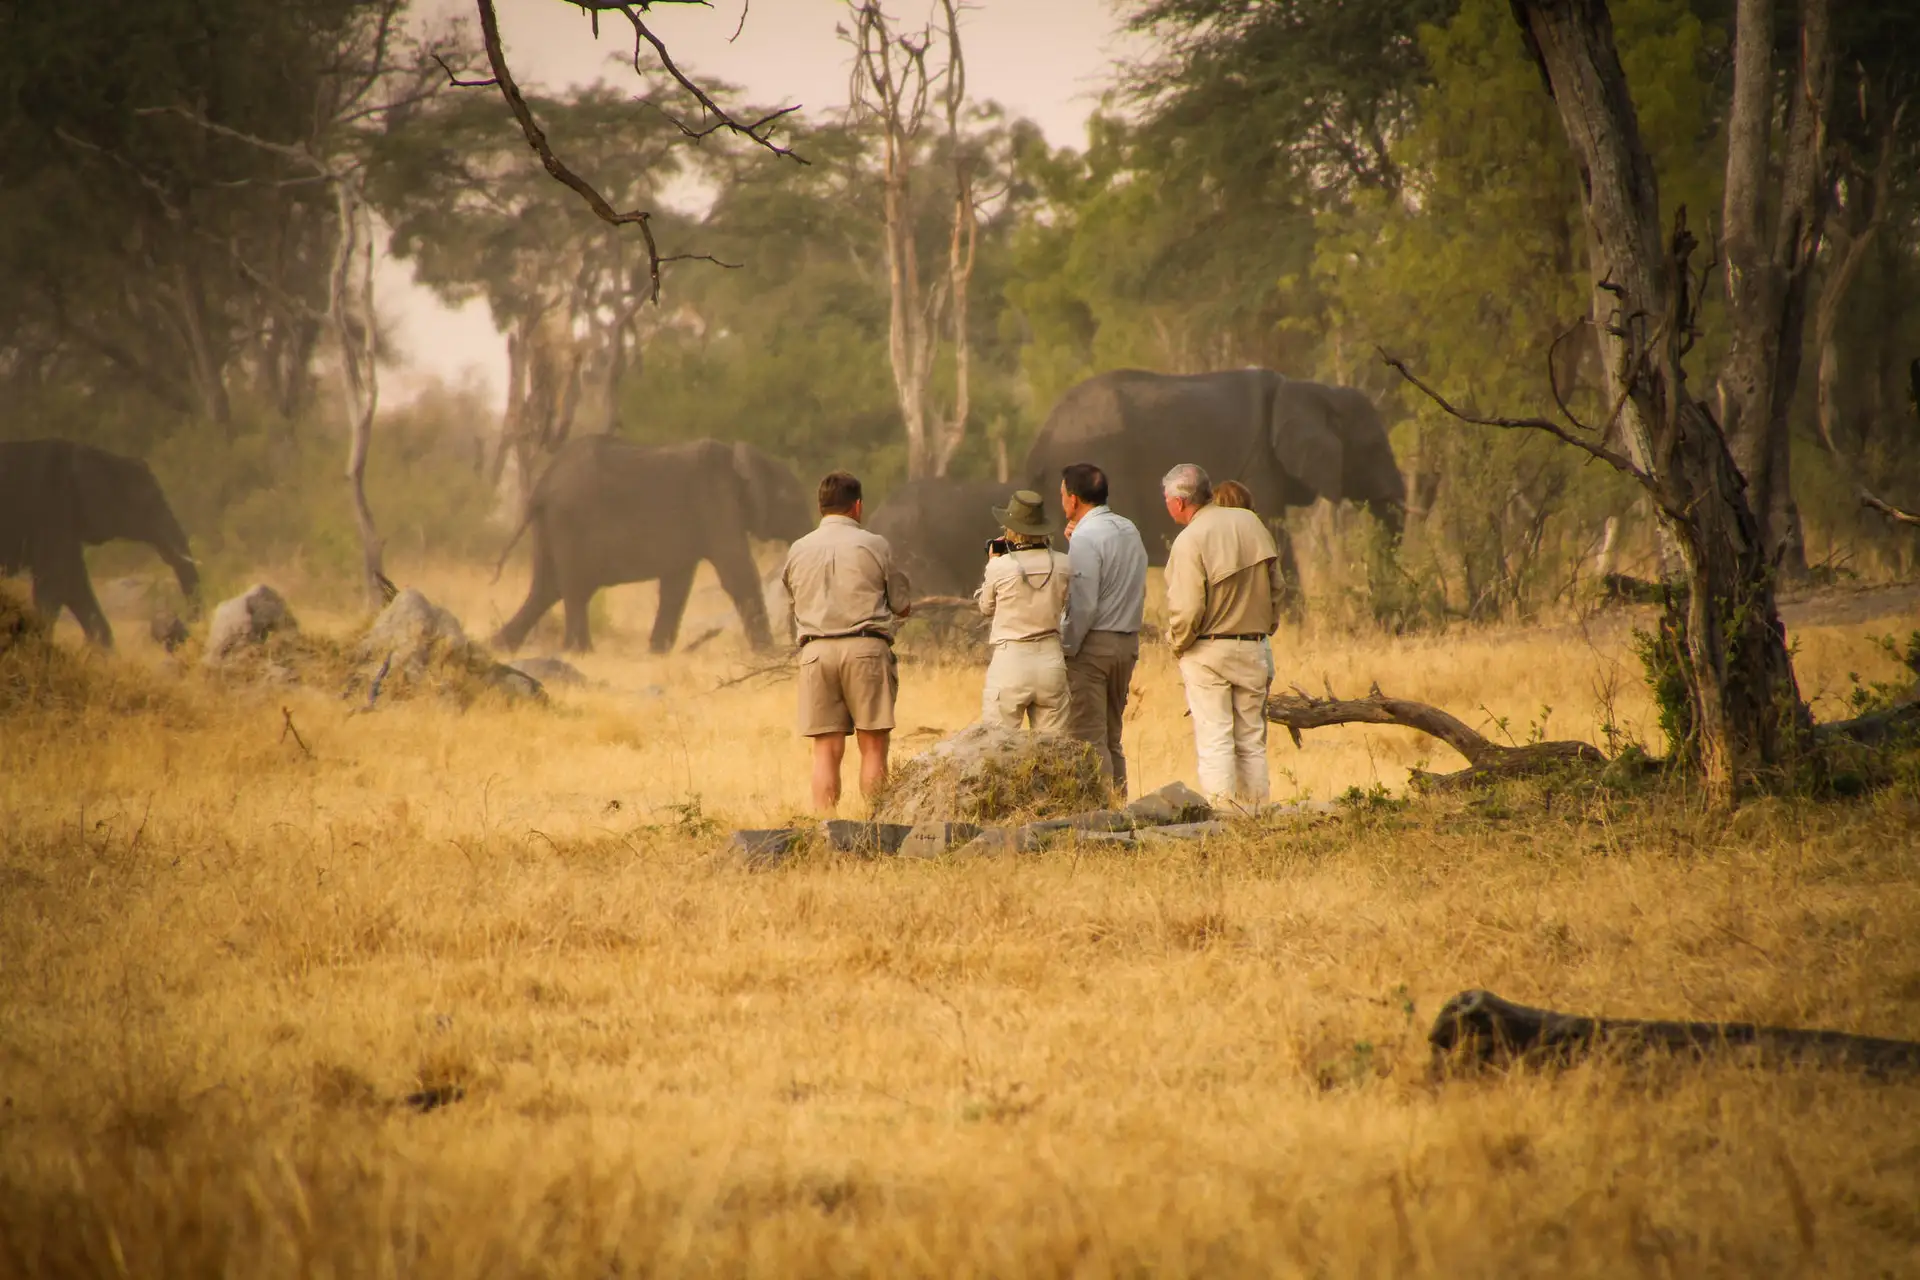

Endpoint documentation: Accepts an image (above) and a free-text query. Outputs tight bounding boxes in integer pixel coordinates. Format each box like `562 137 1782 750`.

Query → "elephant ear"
1268 380 1346 503
71 447 136 544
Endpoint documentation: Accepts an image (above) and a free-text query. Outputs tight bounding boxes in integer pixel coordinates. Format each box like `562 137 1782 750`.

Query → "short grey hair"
1161 463 1212 505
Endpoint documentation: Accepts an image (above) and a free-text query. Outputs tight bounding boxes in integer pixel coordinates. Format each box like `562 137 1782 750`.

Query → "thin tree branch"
431 52 498 89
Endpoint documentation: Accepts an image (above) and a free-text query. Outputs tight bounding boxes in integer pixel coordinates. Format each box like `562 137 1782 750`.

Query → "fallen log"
1429 988 1920 1079
1264 683 1606 788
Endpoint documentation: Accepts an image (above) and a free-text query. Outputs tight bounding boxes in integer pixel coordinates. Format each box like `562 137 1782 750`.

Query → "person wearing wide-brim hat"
973 489 1075 733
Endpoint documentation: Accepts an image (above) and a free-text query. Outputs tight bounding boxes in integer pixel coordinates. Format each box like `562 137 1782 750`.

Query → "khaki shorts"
797 635 898 736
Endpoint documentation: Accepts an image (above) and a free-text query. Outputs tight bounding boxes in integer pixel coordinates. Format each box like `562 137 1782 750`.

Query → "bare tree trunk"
850 0 974 480
1512 0 1807 803
1715 0 1832 580
331 173 386 611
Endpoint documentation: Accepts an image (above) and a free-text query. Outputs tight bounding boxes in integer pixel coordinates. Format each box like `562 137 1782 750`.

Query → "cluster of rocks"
729 779 1230 866
199 583 564 708
727 721 1338 866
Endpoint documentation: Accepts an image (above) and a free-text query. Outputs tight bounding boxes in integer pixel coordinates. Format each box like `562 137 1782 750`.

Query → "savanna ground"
4 558 1920 1277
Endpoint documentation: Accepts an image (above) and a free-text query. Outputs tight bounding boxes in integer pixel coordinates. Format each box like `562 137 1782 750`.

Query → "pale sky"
383 0 1143 406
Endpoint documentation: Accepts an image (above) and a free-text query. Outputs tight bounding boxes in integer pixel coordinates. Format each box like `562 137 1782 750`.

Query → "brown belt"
1198 633 1267 642
799 628 892 647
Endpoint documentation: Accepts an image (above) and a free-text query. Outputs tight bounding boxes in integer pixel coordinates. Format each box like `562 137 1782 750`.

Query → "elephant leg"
1272 520 1305 625
561 586 597 654
492 561 562 654
710 546 773 652
650 565 694 654
47 549 113 648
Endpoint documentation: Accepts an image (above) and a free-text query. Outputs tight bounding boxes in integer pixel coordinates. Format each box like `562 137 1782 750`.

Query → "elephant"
1020 368 1407 563
864 478 1012 599
0 438 200 647
491 435 814 654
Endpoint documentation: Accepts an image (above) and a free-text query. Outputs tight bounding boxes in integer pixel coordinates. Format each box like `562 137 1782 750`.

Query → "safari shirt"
1164 503 1284 657
780 515 912 642
976 547 1073 645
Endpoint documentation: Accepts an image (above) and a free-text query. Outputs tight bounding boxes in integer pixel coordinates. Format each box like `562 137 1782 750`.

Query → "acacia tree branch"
1377 346 1684 522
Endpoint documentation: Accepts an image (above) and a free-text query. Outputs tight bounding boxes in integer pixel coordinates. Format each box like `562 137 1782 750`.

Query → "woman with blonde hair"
974 489 1074 731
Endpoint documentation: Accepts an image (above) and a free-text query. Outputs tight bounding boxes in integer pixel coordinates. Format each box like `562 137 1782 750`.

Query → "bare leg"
651 565 694 655
855 729 891 802
811 732 847 813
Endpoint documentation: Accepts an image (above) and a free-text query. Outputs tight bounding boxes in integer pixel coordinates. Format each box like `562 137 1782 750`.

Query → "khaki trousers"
1065 630 1139 796
1178 637 1272 809
982 637 1071 733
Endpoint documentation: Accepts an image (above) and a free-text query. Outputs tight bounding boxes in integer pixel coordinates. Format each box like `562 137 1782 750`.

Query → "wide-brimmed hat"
990 489 1059 536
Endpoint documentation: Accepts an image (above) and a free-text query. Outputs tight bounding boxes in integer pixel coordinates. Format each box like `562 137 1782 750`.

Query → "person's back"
974 490 1073 733
1161 464 1282 811
978 545 1072 645
784 517 904 641
1165 502 1282 654
779 471 912 814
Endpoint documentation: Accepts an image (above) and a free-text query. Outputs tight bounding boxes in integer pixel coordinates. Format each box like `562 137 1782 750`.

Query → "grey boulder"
202 584 297 666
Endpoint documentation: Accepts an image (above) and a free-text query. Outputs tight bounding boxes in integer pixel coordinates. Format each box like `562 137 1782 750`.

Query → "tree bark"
331 173 387 611
1512 0 1808 803
1715 0 1833 579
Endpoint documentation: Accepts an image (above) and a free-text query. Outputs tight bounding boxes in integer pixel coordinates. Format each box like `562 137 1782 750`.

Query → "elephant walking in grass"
0 439 200 647
491 436 813 654
1021 368 1407 565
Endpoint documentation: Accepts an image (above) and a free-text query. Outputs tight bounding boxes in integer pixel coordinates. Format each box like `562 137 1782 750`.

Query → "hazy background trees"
3 0 1916 621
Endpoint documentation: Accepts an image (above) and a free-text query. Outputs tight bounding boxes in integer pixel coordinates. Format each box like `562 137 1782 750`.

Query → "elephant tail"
491 503 536 584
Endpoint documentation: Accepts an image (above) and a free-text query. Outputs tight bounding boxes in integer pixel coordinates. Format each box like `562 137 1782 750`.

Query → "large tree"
1490 0 1809 800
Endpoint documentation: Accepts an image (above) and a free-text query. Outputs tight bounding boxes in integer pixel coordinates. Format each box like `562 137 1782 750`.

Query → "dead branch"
468 0 802 305
712 657 796 691
1379 347 1685 524
1265 683 1607 789
1430 988 1920 1078
280 706 313 758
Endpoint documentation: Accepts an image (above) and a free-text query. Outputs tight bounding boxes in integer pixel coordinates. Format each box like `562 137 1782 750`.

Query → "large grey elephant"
864 478 1011 599
491 435 813 654
1020 369 1407 562
0 438 200 647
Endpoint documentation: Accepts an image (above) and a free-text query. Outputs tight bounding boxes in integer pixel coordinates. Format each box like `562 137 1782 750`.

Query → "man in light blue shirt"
1058 462 1149 796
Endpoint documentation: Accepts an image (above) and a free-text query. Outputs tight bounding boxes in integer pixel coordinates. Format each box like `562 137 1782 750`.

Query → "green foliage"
1632 606 1694 768
105 382 498 602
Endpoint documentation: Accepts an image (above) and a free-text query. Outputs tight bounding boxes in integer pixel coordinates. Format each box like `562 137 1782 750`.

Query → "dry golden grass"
3 561 1919 1276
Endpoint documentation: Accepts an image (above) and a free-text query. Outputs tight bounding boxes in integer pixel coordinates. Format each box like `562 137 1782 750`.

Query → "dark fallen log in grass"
1429 989 1920 1079
1265 683 1607 789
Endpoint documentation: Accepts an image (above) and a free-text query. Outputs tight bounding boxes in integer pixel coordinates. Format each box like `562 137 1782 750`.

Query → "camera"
984 536 1013 558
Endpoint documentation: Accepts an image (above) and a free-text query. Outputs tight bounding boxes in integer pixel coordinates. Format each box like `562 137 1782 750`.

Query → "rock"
730 828 806 866
1077 830 1138 847
898 822 985 859
202 585 296 666
872 722 1109 825
818 820 917 855
510 656 588 687
1123 781 1213 827
1137 820 1230 843
955 827 1016 857
149 610 189 653
348 589 544 706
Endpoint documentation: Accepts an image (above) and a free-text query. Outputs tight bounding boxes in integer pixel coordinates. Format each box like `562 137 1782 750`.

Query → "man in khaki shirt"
1162 462 1285 810
778 471 913 812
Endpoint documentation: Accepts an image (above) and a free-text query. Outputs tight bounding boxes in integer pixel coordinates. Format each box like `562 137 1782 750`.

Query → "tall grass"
3 561 1918 1276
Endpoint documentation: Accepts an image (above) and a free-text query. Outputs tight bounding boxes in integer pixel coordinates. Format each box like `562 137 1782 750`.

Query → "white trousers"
1179 638 1273 809
982 637 1071 733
